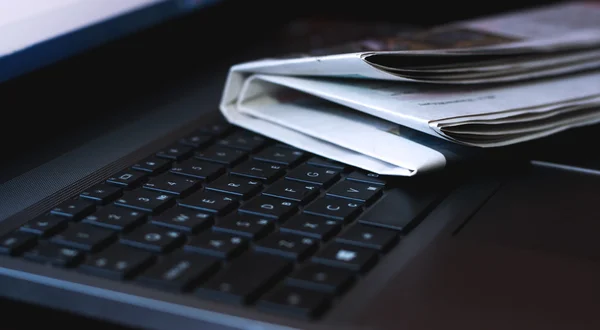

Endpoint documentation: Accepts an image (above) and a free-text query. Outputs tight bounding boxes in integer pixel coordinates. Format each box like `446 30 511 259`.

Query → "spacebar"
196 253 293 304
358 187 439 233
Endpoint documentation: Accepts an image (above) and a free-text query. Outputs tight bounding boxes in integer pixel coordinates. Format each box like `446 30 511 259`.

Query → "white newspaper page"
437 96 600 128
235 70 600 144
236 88 448 175
219 71 424 176
223 71 600 148
260 71 600 129
434 101 600 147
378 49 600 74
229 1 600 83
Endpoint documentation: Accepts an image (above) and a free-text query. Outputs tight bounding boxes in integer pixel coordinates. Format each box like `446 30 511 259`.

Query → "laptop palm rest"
457 165 600 261
356 165 600 330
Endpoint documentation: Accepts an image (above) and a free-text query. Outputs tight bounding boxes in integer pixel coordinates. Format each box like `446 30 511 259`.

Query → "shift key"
358 187 439 233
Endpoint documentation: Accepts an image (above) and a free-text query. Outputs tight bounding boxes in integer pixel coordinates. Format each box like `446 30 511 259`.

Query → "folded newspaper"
219 1 600 176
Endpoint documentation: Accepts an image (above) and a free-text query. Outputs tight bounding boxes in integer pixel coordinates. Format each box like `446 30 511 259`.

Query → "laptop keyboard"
0 121 443 320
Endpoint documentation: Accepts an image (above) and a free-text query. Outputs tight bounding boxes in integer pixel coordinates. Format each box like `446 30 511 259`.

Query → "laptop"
2 1 600 329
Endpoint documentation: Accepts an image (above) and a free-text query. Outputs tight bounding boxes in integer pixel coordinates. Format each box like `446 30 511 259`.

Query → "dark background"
0 0 562 147
0 0 562 328
0 0 560 184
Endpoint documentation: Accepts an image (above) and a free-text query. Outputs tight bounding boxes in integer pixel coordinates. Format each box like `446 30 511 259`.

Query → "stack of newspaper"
219 1 600 176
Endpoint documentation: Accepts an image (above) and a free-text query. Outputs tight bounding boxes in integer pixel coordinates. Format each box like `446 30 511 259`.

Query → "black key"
213 213 274 239
286 164 340 187
50 199 96 220
185 231 248 259
197 122 232 136
143 173 201 197
196 253 292 304
120 224 185 253
137 252 220 292
23 242 83 267
312 242 377 273
303 197 363 222
346 171 386 186
253 146 305 166
179 131 213 148
205 176 262 200
306 156 347 171
217 131 266 152
156 144 193 161
257 285 330 319
106 170 147 188
262 179 319 204
274 143 299 149
132 156 171 174
79 183 122 204
20 215 67 237
194 146 247 166
178 190 238 215
254 232 318 261
170 159 225 181
79 245 155 280
150 207 213 233
326 180 383 204
280 214 341 241
358 187 439 233
114 190 174 214
230 160 285 183
0 231 36 255
82 205 146 232
239 195 297 220
286 263 354 294
50 223 115 252
335 224 398 252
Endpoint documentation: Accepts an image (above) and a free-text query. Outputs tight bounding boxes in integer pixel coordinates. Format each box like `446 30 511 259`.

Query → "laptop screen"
0 0 224 83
